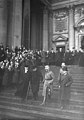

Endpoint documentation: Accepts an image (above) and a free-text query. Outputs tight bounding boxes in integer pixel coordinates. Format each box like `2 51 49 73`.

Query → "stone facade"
51 1 84 51
0 0 84 52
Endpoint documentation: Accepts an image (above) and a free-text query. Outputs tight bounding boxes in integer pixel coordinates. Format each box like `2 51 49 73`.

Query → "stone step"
0 94 83 106
0 99 83 114
39 86 84 94
71 75 84 78
0 89 84 105
72 82 84 86
0 93 84 107
0 65 84 120
73 80 84 83
54 76 84 81
71 85 84 89
40 84 84 91
0 100 83 120
1 88 84 97
40 66 84 77
52 83 84 88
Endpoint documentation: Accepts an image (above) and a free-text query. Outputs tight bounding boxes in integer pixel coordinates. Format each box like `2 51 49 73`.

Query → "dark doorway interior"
56 46 65 53
81 36 84 49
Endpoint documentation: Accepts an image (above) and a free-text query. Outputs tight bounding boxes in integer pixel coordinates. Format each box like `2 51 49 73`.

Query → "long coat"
58 68 73 107
12 67 20 84
15 61 31 99
2 67 9 86
30 67 43 94
0 67 4 91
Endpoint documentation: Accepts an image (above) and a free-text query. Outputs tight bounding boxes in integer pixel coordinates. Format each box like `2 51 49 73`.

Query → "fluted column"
69 6 75 50
43 7 48 51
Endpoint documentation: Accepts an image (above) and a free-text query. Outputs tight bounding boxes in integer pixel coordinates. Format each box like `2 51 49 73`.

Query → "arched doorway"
81 36 84 49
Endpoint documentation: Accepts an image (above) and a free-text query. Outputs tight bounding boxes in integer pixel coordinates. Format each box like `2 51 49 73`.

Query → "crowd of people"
0 44 84 67
0 43 83 108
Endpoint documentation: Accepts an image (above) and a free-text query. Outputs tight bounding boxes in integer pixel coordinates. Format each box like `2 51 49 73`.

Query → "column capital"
66 4 75 12
43 6 48 14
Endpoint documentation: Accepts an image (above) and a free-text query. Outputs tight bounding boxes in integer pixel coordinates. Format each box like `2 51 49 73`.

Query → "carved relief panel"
74 5 84 50
75 5 84 24
53 9 68 34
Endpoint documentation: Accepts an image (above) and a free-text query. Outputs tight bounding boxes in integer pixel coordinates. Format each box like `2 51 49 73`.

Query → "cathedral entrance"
52 35 68 53
56 46 65 53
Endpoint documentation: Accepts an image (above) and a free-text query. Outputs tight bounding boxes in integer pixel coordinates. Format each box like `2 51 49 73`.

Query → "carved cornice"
40 0 51 9
51 0 84 10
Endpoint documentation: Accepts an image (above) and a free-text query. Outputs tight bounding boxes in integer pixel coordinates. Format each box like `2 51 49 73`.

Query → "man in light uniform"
41 65 54 105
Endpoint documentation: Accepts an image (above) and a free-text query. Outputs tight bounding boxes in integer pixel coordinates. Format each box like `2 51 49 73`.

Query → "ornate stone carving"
53 9 68 33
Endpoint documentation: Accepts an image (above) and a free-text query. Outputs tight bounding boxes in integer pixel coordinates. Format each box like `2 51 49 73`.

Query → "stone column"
43 7 48 51
48 11 53 51
22 0 30 49
11 0 22 49
0 0 7 47
68 6 75 51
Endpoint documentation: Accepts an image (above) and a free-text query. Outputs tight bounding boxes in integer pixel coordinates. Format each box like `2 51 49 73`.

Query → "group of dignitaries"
0 43 81 108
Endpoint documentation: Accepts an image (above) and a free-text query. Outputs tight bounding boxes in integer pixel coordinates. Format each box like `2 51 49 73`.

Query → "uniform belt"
45 79 52 81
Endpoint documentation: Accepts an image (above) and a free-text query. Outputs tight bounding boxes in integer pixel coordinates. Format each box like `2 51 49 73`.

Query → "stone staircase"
0 65 84 120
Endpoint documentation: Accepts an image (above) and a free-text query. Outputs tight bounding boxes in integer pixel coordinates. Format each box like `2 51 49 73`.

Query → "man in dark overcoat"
30 65 43 100
58 63 73 109
0 61 4 92
15 59 31 100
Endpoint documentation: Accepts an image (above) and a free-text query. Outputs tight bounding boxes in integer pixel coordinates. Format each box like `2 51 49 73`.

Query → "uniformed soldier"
41 65 54 105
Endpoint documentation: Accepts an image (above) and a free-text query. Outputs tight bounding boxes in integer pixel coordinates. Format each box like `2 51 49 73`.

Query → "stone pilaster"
48 11 53 51
0 0 7 47
43 7 48 51
7 0 22 49
22 0 30 49
68 6 75 50
11 0 22 49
